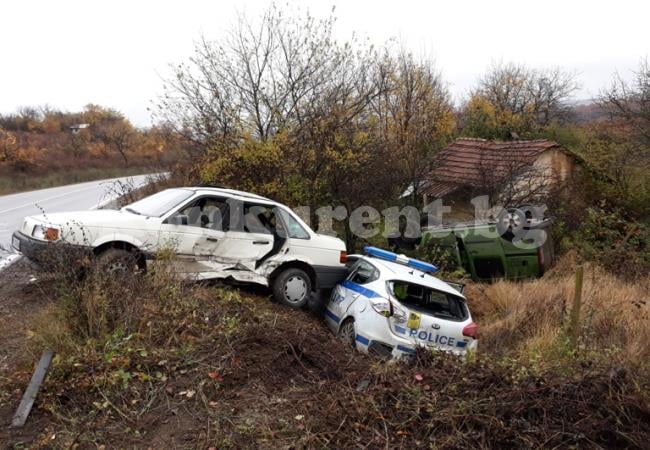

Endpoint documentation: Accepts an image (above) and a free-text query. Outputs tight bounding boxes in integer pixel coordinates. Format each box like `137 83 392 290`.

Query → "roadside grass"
466 252 650 373
0 250 648 448
0 167 154 196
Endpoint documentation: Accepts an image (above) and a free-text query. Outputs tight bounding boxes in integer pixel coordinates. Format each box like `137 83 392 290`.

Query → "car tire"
95 248 141 275
496 207 525 241
272 268 312 309
338 318 356 348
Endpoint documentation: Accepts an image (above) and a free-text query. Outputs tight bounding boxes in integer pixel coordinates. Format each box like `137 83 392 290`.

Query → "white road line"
0 184 101 215
0 254 21 271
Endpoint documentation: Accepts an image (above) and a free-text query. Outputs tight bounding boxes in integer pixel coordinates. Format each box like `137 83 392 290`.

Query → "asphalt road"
0 174 157 269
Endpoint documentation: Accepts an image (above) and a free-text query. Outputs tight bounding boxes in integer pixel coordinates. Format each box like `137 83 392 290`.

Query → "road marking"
0 254 21 271
0 184 101 215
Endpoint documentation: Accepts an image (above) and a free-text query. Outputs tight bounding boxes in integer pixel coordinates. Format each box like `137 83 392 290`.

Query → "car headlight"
32 225 60 241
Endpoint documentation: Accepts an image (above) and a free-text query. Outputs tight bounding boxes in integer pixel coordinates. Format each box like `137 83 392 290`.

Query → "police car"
324 247 478 358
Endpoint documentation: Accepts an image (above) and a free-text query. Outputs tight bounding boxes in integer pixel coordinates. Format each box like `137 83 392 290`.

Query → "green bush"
572 205 649 278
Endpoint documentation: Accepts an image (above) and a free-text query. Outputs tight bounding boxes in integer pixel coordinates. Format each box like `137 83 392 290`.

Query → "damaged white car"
12 187 348 307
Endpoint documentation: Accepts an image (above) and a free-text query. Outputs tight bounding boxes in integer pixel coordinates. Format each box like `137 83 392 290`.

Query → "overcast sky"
1 0 647 126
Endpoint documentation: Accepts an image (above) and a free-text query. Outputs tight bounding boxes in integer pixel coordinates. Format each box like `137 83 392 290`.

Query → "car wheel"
338 319 356 348
272 268 312 308
496 207 525 241
95 248 141 275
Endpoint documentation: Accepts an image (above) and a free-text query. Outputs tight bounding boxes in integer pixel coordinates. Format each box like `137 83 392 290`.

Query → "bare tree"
599 59 650 148
155 5 366 150
372 49 455 203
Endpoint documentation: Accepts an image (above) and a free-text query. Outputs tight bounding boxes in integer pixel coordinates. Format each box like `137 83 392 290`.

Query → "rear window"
388 281 468 321
348 260 379 285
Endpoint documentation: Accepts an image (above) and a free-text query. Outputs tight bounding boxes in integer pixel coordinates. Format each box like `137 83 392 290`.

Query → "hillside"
0 256 647 448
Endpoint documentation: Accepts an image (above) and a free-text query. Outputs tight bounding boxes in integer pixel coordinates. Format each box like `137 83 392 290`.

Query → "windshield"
388 280 468 321
124 189 194 217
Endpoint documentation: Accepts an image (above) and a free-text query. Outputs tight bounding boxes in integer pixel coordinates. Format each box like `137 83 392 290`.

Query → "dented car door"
158 195 230 273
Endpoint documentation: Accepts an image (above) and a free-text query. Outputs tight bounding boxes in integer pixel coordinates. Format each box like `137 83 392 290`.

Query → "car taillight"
462 322 479 339
340 251 348 263
369 298 392 317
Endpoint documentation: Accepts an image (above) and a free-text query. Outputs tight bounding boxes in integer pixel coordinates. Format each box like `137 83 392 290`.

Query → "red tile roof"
424 138 564 197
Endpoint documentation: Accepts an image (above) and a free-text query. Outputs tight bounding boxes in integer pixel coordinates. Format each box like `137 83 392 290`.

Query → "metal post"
11 350 54 428
568 265 584 347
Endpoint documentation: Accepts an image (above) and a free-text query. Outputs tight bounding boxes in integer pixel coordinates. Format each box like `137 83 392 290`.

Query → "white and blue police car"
324 246 478 358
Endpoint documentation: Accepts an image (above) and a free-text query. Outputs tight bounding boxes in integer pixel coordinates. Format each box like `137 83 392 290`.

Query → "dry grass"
1 251 648 448
467 252 650 370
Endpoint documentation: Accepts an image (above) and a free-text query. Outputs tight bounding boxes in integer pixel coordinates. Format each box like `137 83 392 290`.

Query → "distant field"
0 167 154 195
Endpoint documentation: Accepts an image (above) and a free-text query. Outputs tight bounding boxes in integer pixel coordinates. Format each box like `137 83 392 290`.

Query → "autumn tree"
372 49 456 203
0 128 18 164
158 5 407 248
461 62 579 139
589 59 650 216
94 118 139 167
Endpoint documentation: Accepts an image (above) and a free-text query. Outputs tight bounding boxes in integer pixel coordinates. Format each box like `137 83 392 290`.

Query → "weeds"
1 250 648 448
467 253 650 372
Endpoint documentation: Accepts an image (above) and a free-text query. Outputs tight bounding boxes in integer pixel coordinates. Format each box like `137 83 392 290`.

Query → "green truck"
419 220 555 281
389 210 555 281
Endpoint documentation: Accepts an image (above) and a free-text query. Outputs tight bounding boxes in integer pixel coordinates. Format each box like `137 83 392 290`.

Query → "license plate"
12 236 20 251
407 312 421 329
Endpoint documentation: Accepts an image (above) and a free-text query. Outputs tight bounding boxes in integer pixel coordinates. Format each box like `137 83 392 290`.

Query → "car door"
159 195 229 270
215 202 275 270
329 260 380 323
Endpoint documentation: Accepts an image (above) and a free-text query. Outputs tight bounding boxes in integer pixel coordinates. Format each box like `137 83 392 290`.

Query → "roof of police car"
360 255 464 298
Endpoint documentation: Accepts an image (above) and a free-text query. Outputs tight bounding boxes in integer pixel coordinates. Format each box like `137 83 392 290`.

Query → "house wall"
533 149 575 181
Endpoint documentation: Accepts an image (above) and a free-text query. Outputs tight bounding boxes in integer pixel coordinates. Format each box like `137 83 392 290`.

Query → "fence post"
568 265 584 348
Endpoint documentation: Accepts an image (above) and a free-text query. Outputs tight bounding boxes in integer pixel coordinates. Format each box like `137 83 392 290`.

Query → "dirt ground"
0 260 55 373
0 259 59 445
0 262 648 449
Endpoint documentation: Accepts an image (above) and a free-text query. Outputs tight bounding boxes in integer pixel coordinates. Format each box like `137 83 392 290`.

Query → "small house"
423 138 578 218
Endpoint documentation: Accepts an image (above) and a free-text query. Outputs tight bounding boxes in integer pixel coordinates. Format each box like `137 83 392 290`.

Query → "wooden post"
568 265 584 347
11 350 54 428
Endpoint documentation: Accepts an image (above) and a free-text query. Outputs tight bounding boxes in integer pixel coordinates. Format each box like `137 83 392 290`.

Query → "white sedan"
325 247 478 357
12 186 348 308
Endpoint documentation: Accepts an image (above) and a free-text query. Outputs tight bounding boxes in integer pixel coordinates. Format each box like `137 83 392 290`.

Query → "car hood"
28 209 154 229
